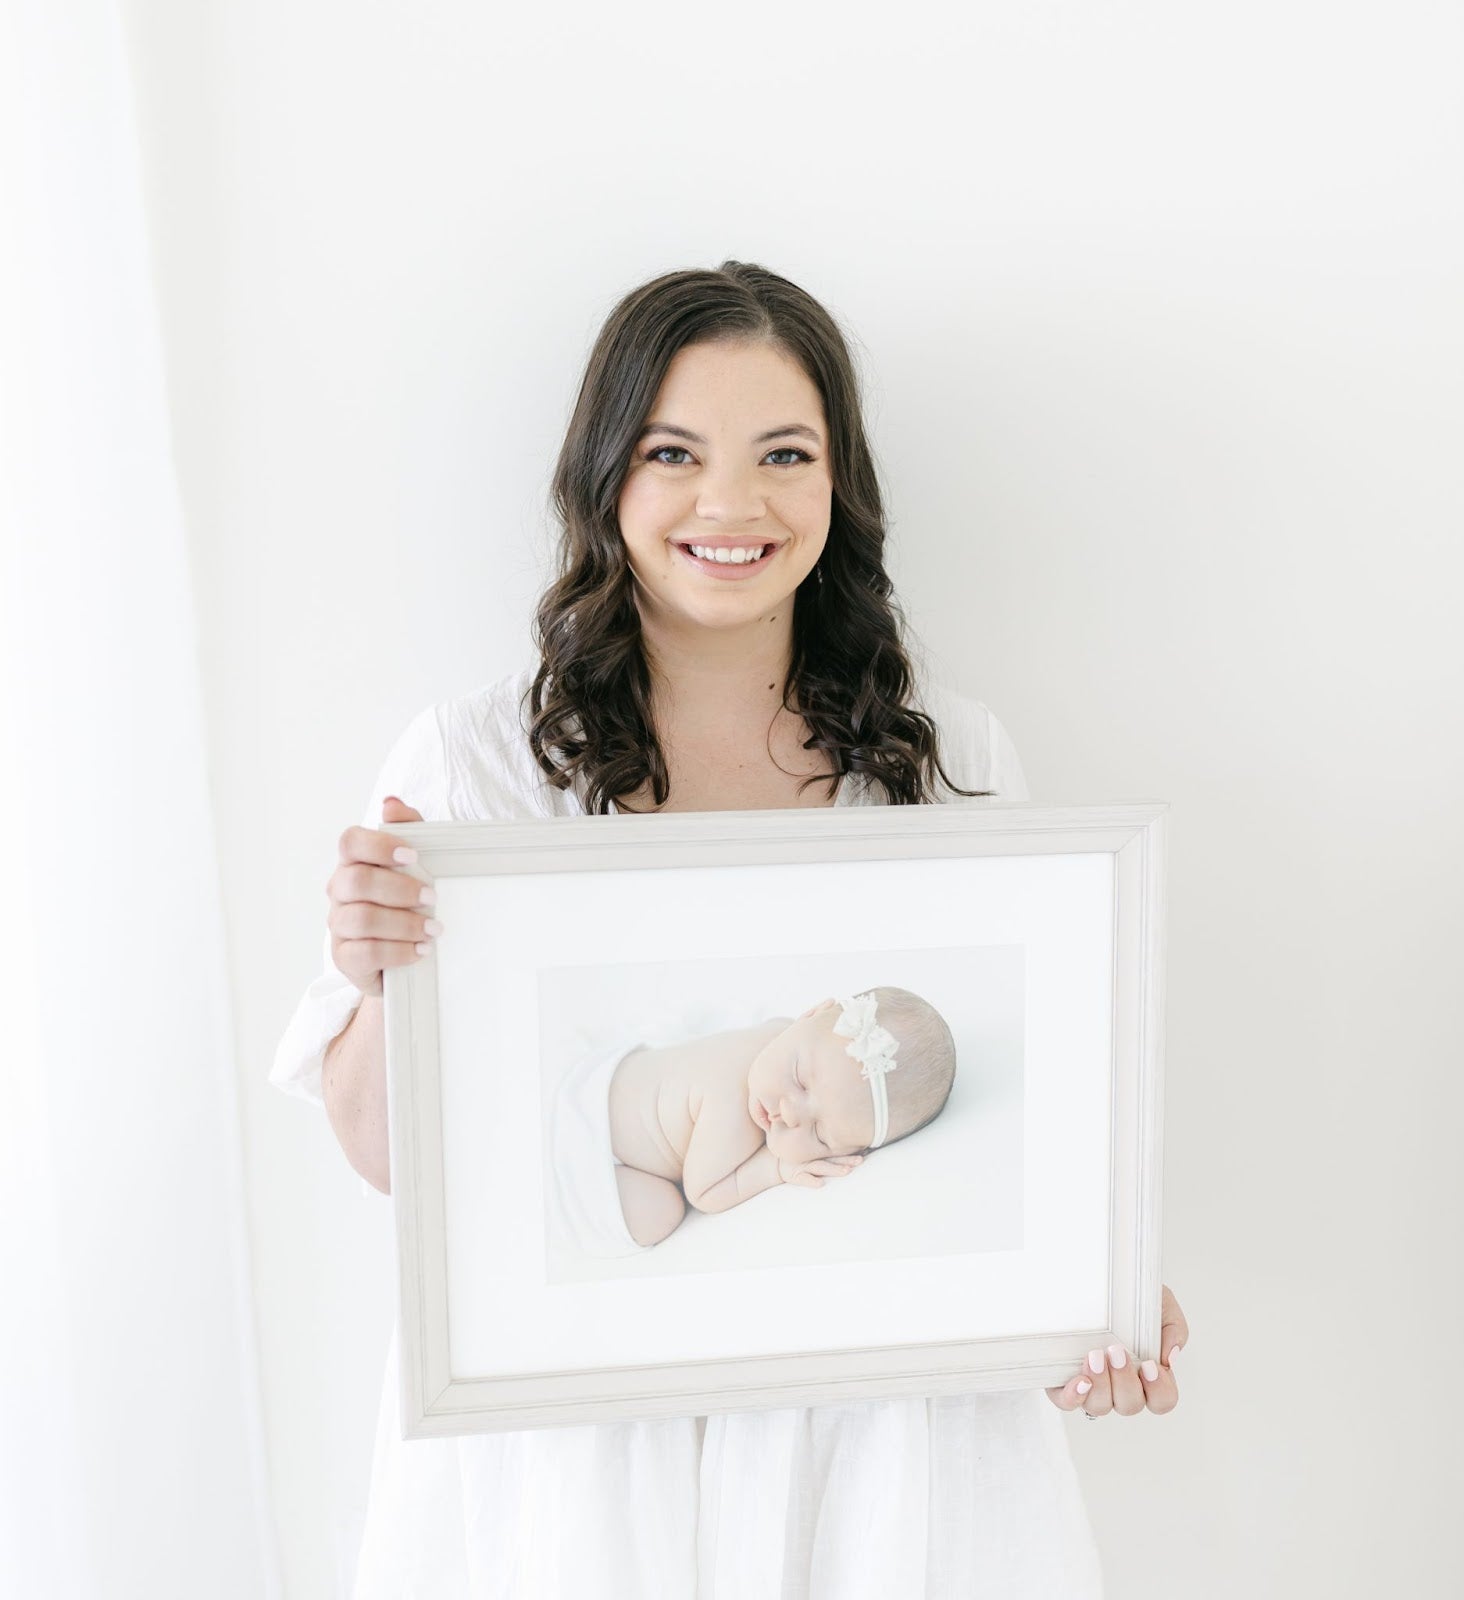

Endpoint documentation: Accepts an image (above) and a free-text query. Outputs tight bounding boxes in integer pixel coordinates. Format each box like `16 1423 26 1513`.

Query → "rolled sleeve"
268 928 370 1106
269 702 449 1107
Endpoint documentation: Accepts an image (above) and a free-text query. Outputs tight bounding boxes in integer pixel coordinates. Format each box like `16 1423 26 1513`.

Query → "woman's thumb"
381 794 424 823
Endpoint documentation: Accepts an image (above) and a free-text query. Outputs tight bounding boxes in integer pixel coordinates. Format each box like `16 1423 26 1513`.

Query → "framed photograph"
383 800 1167 1439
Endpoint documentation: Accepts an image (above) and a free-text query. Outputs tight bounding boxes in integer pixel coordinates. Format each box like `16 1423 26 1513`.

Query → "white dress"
271 666 1105 1599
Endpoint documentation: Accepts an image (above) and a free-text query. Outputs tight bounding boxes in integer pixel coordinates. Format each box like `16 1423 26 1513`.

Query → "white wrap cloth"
546 1033 653 1260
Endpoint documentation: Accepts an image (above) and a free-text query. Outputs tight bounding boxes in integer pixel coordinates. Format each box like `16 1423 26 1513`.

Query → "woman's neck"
638 605 796 721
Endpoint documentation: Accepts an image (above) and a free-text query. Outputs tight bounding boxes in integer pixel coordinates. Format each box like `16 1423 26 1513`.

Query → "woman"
273 260 1187 1597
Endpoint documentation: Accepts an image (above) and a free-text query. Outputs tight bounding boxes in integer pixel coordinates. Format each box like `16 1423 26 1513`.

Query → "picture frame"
383 800 1167 1439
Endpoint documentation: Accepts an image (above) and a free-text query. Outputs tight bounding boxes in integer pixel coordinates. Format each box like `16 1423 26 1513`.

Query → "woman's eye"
641 445 814 468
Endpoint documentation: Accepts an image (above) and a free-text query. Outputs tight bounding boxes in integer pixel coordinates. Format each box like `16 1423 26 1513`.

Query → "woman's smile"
673 538 782 580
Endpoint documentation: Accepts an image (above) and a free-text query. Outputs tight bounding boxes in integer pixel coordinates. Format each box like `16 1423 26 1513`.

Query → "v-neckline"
604 770 854 817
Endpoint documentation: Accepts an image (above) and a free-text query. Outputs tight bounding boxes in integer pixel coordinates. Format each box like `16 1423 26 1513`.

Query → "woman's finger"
1079 1347 1113 1417
333 936 433 972
330 859 435 911
1160 1283 1189 1366
1138 1352 1180 1415
1105 1344 1146 1417
338 822 423 869
1045 1367 1096 1411
329 899 438 945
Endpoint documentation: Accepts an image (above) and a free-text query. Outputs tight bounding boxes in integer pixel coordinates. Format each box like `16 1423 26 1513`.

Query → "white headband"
832 991 900 1149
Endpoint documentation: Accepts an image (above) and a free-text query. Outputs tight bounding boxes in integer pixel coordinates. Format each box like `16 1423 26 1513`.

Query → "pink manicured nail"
1075 1379 1093 1396
1107 1344 1127 1369
393 846 418 864
1087 1350 1104 1374
1141 1360 1159 1382
1168 1344 1181 1366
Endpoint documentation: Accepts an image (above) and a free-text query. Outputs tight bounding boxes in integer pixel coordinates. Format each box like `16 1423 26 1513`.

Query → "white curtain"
0 3 277 1594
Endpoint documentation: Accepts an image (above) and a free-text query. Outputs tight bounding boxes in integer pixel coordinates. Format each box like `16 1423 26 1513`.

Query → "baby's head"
747 986 956 1165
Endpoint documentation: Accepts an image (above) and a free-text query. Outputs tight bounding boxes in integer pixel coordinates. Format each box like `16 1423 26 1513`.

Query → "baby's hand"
776 1153 864 1189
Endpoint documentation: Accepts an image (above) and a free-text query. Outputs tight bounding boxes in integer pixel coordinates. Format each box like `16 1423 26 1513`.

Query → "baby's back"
608 1022 782 1180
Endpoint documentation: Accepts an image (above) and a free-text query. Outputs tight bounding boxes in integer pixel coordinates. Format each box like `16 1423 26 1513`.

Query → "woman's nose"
695 469 768 525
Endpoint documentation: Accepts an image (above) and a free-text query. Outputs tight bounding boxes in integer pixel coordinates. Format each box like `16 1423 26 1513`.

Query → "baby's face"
746 998 875 1162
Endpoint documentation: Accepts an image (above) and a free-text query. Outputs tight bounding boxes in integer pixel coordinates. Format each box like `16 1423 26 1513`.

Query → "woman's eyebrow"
637 421 823 447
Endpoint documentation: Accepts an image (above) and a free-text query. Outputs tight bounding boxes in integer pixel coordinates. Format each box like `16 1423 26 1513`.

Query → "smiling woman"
277 259 1133 1598
524 263 1000 816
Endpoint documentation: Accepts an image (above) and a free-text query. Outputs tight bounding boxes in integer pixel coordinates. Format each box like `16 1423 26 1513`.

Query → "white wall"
118 2 1464 1594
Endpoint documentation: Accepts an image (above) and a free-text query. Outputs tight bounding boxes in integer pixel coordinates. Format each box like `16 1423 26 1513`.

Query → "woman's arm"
322 995 391 1194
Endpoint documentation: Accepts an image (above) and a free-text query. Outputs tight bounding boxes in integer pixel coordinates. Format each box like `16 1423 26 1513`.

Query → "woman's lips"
675 542 779 581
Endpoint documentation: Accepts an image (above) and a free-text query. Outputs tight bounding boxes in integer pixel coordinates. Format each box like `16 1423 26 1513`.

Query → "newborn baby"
605 986 957 1248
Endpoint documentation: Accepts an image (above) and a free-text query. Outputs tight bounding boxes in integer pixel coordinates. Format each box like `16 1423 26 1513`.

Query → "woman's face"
616 338 833 633
747 999 874 1162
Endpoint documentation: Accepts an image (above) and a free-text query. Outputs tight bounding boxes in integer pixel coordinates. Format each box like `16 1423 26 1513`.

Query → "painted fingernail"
1141 1359 1159 1382
393 846 418 864
1168 1344 1181 1366
1075 1379 1093 1396
1087 1350 1105 1375
1107 1344 1127 1369
423 919 443 937
417 886 437 907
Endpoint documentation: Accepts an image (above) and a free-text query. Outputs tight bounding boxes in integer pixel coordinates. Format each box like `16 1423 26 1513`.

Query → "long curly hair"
525 260 994 812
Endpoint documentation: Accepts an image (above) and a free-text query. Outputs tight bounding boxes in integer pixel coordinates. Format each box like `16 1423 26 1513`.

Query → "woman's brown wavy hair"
525 260 994 812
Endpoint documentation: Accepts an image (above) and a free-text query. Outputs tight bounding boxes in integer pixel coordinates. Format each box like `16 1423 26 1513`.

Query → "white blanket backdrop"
0 2 277 1594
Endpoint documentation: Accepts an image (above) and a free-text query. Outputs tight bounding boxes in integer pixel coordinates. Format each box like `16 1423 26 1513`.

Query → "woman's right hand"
326 795 439 997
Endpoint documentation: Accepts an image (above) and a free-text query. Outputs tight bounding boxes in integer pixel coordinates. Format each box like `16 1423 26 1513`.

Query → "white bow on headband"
832 991 900 1149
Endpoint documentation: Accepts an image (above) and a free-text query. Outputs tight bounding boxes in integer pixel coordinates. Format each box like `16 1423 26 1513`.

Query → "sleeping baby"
589 986 958 1251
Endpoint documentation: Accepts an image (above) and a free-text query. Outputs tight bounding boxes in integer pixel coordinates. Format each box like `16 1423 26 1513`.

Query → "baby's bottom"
613 1164 686 1248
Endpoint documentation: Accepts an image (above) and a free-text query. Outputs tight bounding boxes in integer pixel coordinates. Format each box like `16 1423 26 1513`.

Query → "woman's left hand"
1045 1283 1188 1417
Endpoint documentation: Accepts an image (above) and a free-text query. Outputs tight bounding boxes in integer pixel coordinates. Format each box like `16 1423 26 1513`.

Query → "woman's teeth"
687 544 767 564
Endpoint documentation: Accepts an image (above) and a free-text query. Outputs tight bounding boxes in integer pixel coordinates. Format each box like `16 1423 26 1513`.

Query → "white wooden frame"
384 800 1167 1439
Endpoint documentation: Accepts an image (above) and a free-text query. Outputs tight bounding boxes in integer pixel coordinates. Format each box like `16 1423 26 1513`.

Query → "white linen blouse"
271 665 1104 1599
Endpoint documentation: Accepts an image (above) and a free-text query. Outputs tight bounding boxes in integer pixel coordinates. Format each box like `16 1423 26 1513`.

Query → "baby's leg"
614 1165 686 1248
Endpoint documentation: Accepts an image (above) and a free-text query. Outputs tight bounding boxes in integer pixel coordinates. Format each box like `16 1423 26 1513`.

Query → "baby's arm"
681 1092 780 1214
685 1143 782 1214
